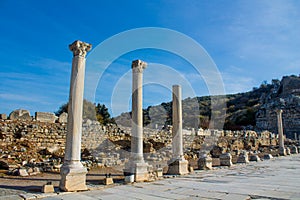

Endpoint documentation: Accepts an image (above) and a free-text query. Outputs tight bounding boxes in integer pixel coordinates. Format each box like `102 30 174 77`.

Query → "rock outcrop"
256 75 300 138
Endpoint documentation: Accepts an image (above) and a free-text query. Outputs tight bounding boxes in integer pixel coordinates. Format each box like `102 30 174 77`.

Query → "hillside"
114 75 300 137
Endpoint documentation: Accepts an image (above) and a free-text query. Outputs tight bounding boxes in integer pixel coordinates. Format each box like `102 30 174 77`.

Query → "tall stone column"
60 40 92 191
125 60 150 182
167 85 189 175
276 109 286 156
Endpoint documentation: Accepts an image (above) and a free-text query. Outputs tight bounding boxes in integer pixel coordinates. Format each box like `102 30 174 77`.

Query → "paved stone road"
39 154 300 200
1 154 299 200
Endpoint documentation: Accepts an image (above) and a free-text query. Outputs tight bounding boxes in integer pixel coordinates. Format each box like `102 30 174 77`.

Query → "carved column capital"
69 40 92 57
132 60 147 73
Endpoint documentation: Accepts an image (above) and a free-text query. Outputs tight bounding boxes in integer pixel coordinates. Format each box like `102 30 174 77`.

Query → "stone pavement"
1 154 299 200
38 154 300 200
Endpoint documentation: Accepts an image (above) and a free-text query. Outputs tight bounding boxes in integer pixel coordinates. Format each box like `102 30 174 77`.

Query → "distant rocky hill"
256 75 300 138
115 75 300 138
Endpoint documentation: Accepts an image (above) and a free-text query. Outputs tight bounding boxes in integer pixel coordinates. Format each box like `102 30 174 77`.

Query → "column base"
167 159 189 175
59 161 87 192
279 147 286 156
124 162 150 182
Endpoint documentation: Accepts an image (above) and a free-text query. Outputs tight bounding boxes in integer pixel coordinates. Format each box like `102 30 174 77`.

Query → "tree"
55 103 68 116
95 103 114 125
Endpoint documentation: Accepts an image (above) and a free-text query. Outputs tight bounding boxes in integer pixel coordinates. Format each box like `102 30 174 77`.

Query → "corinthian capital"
132 60 147 73
69 40 92 57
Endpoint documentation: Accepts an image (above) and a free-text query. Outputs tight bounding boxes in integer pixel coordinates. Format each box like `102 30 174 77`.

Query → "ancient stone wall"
256 76 300 139
0 119 111 151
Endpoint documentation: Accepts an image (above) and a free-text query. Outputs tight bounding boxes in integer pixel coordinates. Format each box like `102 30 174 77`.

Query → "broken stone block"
249 155 261 162
263 154 273 160
9 109 31 121
167 159 189 175
58 112 68 123
290 145 298 154
237 151 249 164
198 154 213 170
35 112 57 123
104 177 114 185
18 168 29 177
0 113 7 120
42 183 54 193
156 168 163 177
220 153 233 167
125 175 134 183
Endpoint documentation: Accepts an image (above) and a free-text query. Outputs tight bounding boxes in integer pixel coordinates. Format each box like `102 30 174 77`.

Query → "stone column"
125 60 149 182
167 85 189 175
276 109 286 156
60 40 91 191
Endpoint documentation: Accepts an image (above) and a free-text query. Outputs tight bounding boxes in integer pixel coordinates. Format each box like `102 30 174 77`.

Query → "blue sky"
0 0 300 116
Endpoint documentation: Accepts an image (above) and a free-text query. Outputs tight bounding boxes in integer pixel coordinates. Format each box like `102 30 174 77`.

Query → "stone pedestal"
237 151 249 164
220 153 233 167
104 178 114 185
125 162 150 182
60 163 87 191
42 184 54 193
125 60 150 182
156 168 163 177
60 40 91 192
198 154 212 170
167 85 189 175
167 159 189 175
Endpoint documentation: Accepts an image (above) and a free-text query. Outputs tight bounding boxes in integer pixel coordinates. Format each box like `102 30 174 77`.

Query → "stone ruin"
1 110 298 175
1 40 299 192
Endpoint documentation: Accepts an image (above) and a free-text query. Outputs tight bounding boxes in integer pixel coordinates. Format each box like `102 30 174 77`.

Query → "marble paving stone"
39 154 300 200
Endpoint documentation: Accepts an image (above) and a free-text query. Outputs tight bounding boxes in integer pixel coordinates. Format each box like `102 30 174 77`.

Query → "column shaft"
277 109 284 148
172 85 183 160
131 68 144 162
65 56 85 162
130 60 147 163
